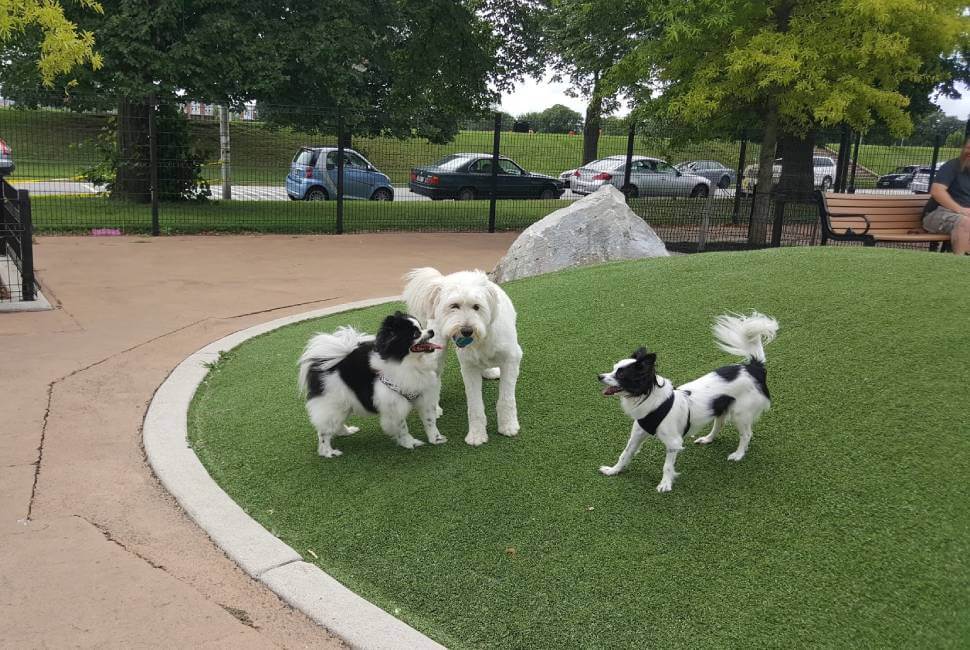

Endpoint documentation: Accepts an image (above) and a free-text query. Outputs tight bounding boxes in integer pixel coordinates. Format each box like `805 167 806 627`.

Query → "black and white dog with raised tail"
298 312 445 458
598 312 779 492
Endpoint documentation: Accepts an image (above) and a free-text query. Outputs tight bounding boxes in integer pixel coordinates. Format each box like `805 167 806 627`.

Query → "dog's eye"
472 304 480 311
450 303 459 310
413 331 420 339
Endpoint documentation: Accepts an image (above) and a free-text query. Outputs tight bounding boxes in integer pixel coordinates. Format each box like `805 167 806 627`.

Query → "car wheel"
456 187 476 201
539 187 558 200
717 175 731 189
621 184 639 199
305 187 329 201
821 176 833 191
690 184 709 198
370 187 393 201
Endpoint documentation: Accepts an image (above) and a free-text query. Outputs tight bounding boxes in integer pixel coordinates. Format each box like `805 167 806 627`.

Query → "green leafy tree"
0 0 103 84
608 0 969 243
545 0 642 163
537 104 584 133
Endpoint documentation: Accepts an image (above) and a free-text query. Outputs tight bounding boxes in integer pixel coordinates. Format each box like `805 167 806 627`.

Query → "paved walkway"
0 233 516 648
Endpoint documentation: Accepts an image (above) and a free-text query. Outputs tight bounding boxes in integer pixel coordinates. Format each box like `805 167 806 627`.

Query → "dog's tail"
298 326 372 396
402 267 443 322
712 312 778 364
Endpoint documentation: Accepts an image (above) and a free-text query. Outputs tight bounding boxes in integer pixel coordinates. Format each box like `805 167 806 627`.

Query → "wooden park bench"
818 192 950 250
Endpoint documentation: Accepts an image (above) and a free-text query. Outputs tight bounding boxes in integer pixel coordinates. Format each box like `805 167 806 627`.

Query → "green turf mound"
189 247 969 648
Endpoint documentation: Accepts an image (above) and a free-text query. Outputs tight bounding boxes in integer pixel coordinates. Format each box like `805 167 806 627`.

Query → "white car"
568 155 712 198
909 164 945 194
742 155 836 194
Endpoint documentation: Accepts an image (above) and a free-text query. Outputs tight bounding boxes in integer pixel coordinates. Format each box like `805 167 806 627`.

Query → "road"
10 179 747 201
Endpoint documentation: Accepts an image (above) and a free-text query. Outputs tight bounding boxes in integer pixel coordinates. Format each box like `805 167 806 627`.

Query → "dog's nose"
598 373 604 381
427 329 434 338
460 327 473 337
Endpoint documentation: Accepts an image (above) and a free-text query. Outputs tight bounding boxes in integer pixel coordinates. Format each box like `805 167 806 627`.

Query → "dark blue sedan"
409 153 565 201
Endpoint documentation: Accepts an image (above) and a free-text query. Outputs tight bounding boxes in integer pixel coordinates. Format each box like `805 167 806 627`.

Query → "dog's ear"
375 314 398 353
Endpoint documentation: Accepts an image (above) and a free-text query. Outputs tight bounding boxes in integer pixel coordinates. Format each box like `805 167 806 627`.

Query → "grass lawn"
188 247 969 649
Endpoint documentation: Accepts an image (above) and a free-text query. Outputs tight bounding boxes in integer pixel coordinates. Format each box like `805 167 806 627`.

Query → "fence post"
770 199 784 248
965 117 970 141
834 125 849 193
18 189 35 301
336 112 345 235
149 95 159 236
488 112 501 233
928 135 941 188
623 123 635 199
847 132 861 194
732 135 747 224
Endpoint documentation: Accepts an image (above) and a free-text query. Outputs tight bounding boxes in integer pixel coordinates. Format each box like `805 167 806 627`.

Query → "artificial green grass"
188 247 969 648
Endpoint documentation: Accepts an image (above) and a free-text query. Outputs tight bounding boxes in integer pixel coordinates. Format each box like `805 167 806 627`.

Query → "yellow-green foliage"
0 0 103 84
611 0 969 136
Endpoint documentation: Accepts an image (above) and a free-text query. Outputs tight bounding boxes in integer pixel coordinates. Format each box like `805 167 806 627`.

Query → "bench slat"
827 206 924 216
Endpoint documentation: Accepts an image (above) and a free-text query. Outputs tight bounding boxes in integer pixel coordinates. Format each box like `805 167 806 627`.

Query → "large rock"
491 185 669 283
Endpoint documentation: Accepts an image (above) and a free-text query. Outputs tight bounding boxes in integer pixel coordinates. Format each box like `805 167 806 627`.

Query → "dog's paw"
694 435 714 445
340 425 360 436
435 405 444 418
498 420 519 437
398 436 425 450
318 448 343 458
427 432 448 445
465 430 489 447
727 451 745 462
482 367 501 380
599 465 620 476
656 480 673 493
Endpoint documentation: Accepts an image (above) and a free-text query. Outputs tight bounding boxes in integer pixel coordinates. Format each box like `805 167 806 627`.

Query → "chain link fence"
0 95 959 255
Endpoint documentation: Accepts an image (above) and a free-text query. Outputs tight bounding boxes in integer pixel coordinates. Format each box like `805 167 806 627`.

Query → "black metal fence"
0 96 959 253
0 178 35 301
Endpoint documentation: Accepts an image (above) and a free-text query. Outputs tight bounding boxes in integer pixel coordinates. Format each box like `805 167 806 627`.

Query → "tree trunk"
219 105 231 200
582 79 604 165
775 130 816 201
114 98 151 203
749 101 778 246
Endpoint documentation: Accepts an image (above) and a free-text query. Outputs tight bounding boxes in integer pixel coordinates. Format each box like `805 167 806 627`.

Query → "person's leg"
925 208 968 255
952 214 970 255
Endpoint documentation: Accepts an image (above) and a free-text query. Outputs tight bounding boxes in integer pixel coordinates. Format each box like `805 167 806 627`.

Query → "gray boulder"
491 185 669 283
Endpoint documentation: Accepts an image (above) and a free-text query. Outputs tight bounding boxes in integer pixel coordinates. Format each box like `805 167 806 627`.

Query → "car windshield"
433 155 475 171
583 159 623 172
894 166 917 173
293 149 317 166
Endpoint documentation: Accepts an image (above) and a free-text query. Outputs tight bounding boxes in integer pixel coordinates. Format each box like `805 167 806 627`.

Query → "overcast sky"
500 76 970 122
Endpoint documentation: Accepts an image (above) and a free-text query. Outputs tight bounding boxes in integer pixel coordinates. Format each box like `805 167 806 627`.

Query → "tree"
608 0 969 244
538 104 583 133
0 0 103 85
545 0 643 164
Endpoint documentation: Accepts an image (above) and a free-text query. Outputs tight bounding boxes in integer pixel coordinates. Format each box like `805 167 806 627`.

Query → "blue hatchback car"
286 147 394 201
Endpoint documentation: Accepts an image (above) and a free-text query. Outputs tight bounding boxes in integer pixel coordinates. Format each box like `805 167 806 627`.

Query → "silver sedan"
675 160 736 189
570 155 712 198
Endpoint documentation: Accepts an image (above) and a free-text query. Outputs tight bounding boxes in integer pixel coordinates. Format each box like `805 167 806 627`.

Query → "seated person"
924 137 970 255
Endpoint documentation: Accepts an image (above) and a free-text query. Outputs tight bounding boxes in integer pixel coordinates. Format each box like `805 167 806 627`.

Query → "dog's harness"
378 374 421 402
636 392 690 436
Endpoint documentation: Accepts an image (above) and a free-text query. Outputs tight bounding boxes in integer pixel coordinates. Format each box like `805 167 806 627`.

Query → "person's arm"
929 182 970 215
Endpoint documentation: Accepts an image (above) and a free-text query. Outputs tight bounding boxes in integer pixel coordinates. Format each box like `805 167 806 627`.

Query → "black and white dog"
298 312 445 458
598 312 779 492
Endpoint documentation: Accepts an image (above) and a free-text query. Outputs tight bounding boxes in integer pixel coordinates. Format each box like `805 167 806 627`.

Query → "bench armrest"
833 213 871 236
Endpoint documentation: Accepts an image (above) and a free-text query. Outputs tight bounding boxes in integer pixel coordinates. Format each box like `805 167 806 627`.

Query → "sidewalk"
0 232 517 648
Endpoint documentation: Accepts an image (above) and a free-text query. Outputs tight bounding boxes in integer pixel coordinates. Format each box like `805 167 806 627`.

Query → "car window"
469 159 494 174
814 157 834 167
655 162 678 175
498 159 524 175
435 156 474 171
294 149 317 166
345 151 369 168
694 161 709 171
585 159 624 172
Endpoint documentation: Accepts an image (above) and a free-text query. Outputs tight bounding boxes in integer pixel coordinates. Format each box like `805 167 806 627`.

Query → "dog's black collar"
637 393 675 436
378 374 421 402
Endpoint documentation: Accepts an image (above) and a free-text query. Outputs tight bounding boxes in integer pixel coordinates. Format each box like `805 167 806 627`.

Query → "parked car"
0 138 14 177
409 153 565 200
876 164 922 189
569 155 712 198
285 146 394 201
910 164 943 194
559 168 577 189
675 159 736 188
742 155 836 194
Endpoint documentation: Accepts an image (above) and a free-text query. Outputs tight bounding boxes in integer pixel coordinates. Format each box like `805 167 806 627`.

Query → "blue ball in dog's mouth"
453 335 474 348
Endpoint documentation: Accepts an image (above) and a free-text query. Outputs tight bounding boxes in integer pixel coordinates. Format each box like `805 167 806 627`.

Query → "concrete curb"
143 296 447 650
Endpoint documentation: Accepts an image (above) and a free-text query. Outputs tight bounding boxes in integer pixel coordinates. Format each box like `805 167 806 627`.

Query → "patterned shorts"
923 207 964 234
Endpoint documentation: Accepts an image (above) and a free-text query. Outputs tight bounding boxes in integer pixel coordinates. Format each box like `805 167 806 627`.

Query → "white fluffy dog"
403 267 522 446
